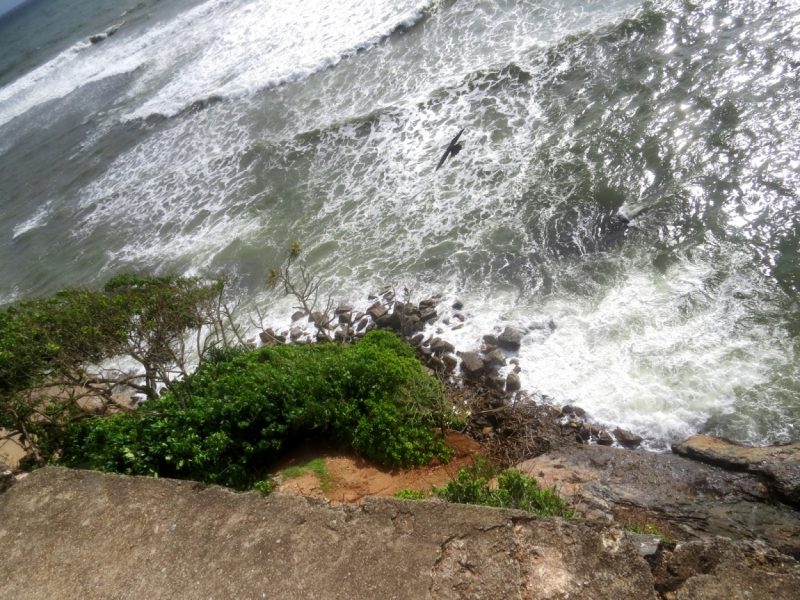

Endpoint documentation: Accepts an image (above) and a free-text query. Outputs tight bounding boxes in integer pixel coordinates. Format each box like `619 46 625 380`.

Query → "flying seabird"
435 129 464 171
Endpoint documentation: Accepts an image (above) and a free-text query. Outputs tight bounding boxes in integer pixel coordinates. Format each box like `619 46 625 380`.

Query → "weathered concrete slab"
0 468 656 599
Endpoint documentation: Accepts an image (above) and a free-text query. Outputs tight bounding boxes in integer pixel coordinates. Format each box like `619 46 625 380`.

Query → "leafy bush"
252 479 274 496
432 467 573 517
0 274 228 462
59 330 455 490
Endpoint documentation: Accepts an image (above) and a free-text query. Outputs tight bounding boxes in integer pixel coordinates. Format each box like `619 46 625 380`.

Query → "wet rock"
427 356 445 372
513 365 522 374
505 371 521 392
260 329 286 344
310 311 331 328
614 428 643 448
335 304 353 314
497 326 522 350
597 431 614 446
89 33 107 44
484 349 506 369
419 308 437 322
485 374 506 391
454 313 466 322
451 299 463 310
509 358 519 366
442 354 457 373
367 303 388 320
561 405 575 415
409 333 425 346
672 434 800 509
517 444 800 559
578 424 591 441
376 312 401 332
334 330 346 342
291 310 305 322
417 346 432 358
356 317 369 331
354 312 365 321
338 312 352 324
419 298 439 310
460 352 485 378
483 333 498 346
401 315 423 337
450 323 464 331
431 339 455 355
290 327 303 341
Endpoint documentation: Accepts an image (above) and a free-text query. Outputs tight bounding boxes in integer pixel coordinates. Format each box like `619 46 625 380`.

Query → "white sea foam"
5 0 798 448
12 201 51 238
0 0 432 127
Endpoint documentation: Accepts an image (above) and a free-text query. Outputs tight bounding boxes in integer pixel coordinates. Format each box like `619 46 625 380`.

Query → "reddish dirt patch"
274 433 483 505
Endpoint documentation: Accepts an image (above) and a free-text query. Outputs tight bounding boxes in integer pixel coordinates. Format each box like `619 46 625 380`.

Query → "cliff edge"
2 468 799 599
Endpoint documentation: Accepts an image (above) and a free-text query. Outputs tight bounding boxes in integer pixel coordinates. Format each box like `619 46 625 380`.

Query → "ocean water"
1 0 799 449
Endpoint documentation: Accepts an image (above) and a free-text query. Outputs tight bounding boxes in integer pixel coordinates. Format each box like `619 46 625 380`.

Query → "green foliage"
432 468 574 518
626 523 670 542
0 274 225 461
252 479 274 496
59 330 455 490
393 488 430 500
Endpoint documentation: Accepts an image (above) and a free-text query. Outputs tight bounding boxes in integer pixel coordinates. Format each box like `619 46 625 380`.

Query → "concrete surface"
0 468 655 599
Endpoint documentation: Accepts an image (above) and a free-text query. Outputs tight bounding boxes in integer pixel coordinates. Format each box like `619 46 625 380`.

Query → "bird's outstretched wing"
435 147 452 171
435 128 465 171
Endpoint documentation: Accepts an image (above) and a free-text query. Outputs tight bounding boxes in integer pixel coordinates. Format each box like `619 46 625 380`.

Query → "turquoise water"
1 0 799 448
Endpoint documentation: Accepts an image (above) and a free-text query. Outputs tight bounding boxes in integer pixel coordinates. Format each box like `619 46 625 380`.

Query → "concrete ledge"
0 468 655 599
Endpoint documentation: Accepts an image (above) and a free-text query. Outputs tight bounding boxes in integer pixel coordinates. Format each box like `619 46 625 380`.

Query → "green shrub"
59 330 455 490
393 488 430 500
252 479 274 496
432 468 573 517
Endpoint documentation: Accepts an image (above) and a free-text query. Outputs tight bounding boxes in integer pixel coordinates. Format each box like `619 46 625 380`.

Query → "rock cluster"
258 291 645 451
672 434 800 510
516 443 800 559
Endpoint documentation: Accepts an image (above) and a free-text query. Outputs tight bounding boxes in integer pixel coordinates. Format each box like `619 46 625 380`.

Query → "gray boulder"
613 428 643 448
460 352 485 378
497 326 522 350
505 371 521 392
484 349 506 369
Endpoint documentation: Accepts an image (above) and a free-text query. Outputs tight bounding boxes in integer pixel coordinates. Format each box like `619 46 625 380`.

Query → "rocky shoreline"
3 287 800 599
256 286 800 560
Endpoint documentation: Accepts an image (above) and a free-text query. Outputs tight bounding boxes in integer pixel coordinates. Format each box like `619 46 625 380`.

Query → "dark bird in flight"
435 129 464 171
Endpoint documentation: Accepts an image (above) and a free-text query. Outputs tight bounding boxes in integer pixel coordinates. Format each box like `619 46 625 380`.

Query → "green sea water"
1 0 799 448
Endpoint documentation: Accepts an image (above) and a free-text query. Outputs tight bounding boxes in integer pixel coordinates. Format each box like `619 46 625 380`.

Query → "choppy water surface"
1 0 799 448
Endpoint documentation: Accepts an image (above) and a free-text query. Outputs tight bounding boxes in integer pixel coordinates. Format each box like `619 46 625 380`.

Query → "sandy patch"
275 433 483 505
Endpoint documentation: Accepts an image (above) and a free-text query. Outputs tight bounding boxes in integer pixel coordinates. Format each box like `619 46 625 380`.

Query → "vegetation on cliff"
59 330 455 489
394 456 573 518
